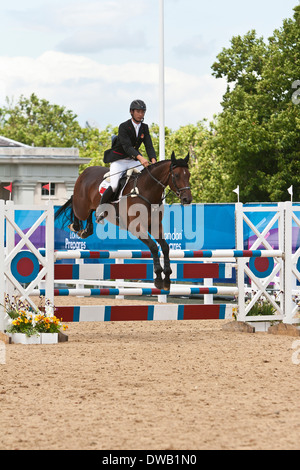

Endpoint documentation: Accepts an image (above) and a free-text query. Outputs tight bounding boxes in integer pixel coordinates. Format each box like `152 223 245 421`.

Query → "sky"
0 0 298 131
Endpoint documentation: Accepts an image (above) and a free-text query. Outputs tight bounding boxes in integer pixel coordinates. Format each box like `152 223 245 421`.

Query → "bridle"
169 163 191 197
145 161 191 199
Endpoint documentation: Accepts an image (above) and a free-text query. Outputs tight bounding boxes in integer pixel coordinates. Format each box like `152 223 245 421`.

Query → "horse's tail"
55 196 75 227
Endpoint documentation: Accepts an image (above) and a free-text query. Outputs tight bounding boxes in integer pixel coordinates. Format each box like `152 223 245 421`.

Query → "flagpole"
4 182 12 200
233 185 240 203
159 0 165 161
288 185 293 203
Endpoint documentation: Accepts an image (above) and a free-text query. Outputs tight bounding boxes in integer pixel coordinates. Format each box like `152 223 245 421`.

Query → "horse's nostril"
182 195 193 205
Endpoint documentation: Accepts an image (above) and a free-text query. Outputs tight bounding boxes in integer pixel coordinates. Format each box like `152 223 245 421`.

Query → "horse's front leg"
158 238 172 290
77 211 94 239
142 237 164 289
127 203 164 289
150 213 172 290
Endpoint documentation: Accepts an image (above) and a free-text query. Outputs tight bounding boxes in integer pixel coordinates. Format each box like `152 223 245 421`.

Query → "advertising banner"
54 203 236 251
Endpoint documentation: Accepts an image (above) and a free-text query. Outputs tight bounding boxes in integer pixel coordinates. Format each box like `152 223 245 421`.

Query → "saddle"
99 167 141 202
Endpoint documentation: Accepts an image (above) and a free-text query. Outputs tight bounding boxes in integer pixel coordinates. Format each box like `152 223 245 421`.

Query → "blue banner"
54 203 236 251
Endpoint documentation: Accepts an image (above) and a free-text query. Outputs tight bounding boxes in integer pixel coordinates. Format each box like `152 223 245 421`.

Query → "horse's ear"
184 153 190 163
171 151 176 163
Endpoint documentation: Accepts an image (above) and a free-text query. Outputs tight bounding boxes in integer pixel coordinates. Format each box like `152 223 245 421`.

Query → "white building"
0 136 90 204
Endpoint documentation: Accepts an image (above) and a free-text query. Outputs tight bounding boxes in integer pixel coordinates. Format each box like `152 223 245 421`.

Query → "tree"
149 122 227 203
0 93 117 167
0 93 84 147
211 5 300 202
79 124 118 170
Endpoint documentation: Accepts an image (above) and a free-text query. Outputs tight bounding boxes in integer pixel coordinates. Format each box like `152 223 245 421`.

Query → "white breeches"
109 158 143 191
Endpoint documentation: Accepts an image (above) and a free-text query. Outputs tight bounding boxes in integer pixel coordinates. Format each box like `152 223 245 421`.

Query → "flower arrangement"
245 290 281 317
232 291 281 320
3 295 68 337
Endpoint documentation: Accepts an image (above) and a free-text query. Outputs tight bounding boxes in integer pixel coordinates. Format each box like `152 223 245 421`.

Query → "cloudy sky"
0 0 297 130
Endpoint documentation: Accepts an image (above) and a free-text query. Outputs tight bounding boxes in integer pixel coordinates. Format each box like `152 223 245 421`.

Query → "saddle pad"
99 177 110 195
98 167 141 199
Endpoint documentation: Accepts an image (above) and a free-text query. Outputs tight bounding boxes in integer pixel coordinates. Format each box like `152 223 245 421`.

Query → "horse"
55 151 193 290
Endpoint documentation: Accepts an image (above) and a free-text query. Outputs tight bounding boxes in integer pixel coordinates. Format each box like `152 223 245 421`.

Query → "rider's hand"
137 155 149 167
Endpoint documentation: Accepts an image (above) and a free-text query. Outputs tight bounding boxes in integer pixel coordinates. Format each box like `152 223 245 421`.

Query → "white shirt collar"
131 119 141 136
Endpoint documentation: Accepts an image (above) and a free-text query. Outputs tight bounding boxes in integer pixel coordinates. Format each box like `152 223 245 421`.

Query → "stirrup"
96 210 107 224
97 216 105 225
96 205 107 224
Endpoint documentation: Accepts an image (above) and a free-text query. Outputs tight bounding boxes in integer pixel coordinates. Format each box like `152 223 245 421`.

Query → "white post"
235 202 246 321
115 258 125 300
0 201 5 331
6 201 15 300
203 275 213 304
159 0 165 161
278 202 287 321
284 201 295 324
45 201 55 310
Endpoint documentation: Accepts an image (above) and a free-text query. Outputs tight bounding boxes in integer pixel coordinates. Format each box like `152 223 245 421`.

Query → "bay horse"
55 152 192 290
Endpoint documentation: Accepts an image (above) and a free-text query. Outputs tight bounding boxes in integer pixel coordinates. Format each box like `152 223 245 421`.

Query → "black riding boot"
96 186 115 224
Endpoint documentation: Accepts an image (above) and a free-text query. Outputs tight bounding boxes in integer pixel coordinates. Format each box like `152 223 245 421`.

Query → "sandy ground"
0 297 300 450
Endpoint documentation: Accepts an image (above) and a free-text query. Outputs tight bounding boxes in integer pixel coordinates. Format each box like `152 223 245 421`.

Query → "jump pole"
36 286 239 297
52 249 283 261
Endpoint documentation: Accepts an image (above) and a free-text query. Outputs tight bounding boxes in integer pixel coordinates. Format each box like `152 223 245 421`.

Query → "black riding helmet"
130 100 147 112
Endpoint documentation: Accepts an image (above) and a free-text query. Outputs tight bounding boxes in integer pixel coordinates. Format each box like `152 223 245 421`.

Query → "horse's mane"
139 159 169 176
141 157 189 175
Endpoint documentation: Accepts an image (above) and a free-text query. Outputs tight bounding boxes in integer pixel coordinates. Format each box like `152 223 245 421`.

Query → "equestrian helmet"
130 100 147 112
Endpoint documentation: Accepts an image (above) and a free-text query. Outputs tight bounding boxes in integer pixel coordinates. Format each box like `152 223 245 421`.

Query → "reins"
143 161 191 203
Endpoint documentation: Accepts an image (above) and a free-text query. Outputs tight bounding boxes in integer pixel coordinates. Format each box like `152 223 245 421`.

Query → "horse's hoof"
163 280 171 291
154 278 164 290
68 224 76 232
77 230 88 239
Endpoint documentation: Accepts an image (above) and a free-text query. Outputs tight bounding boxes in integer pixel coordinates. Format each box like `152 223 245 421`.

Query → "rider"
96 99 157 223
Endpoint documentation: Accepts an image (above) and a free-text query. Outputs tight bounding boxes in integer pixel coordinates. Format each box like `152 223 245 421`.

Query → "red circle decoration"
254 257 269 272
17 257 34 277
11 252 40 284
249 256 274 278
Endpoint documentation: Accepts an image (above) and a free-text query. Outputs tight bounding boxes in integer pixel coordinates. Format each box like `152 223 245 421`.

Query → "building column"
13 182 38 205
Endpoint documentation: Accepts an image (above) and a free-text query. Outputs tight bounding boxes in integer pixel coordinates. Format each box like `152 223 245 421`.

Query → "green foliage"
149 122 227 203
0 93 82 147
0 93 118 169
78 124 118 170
211 5 300 202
